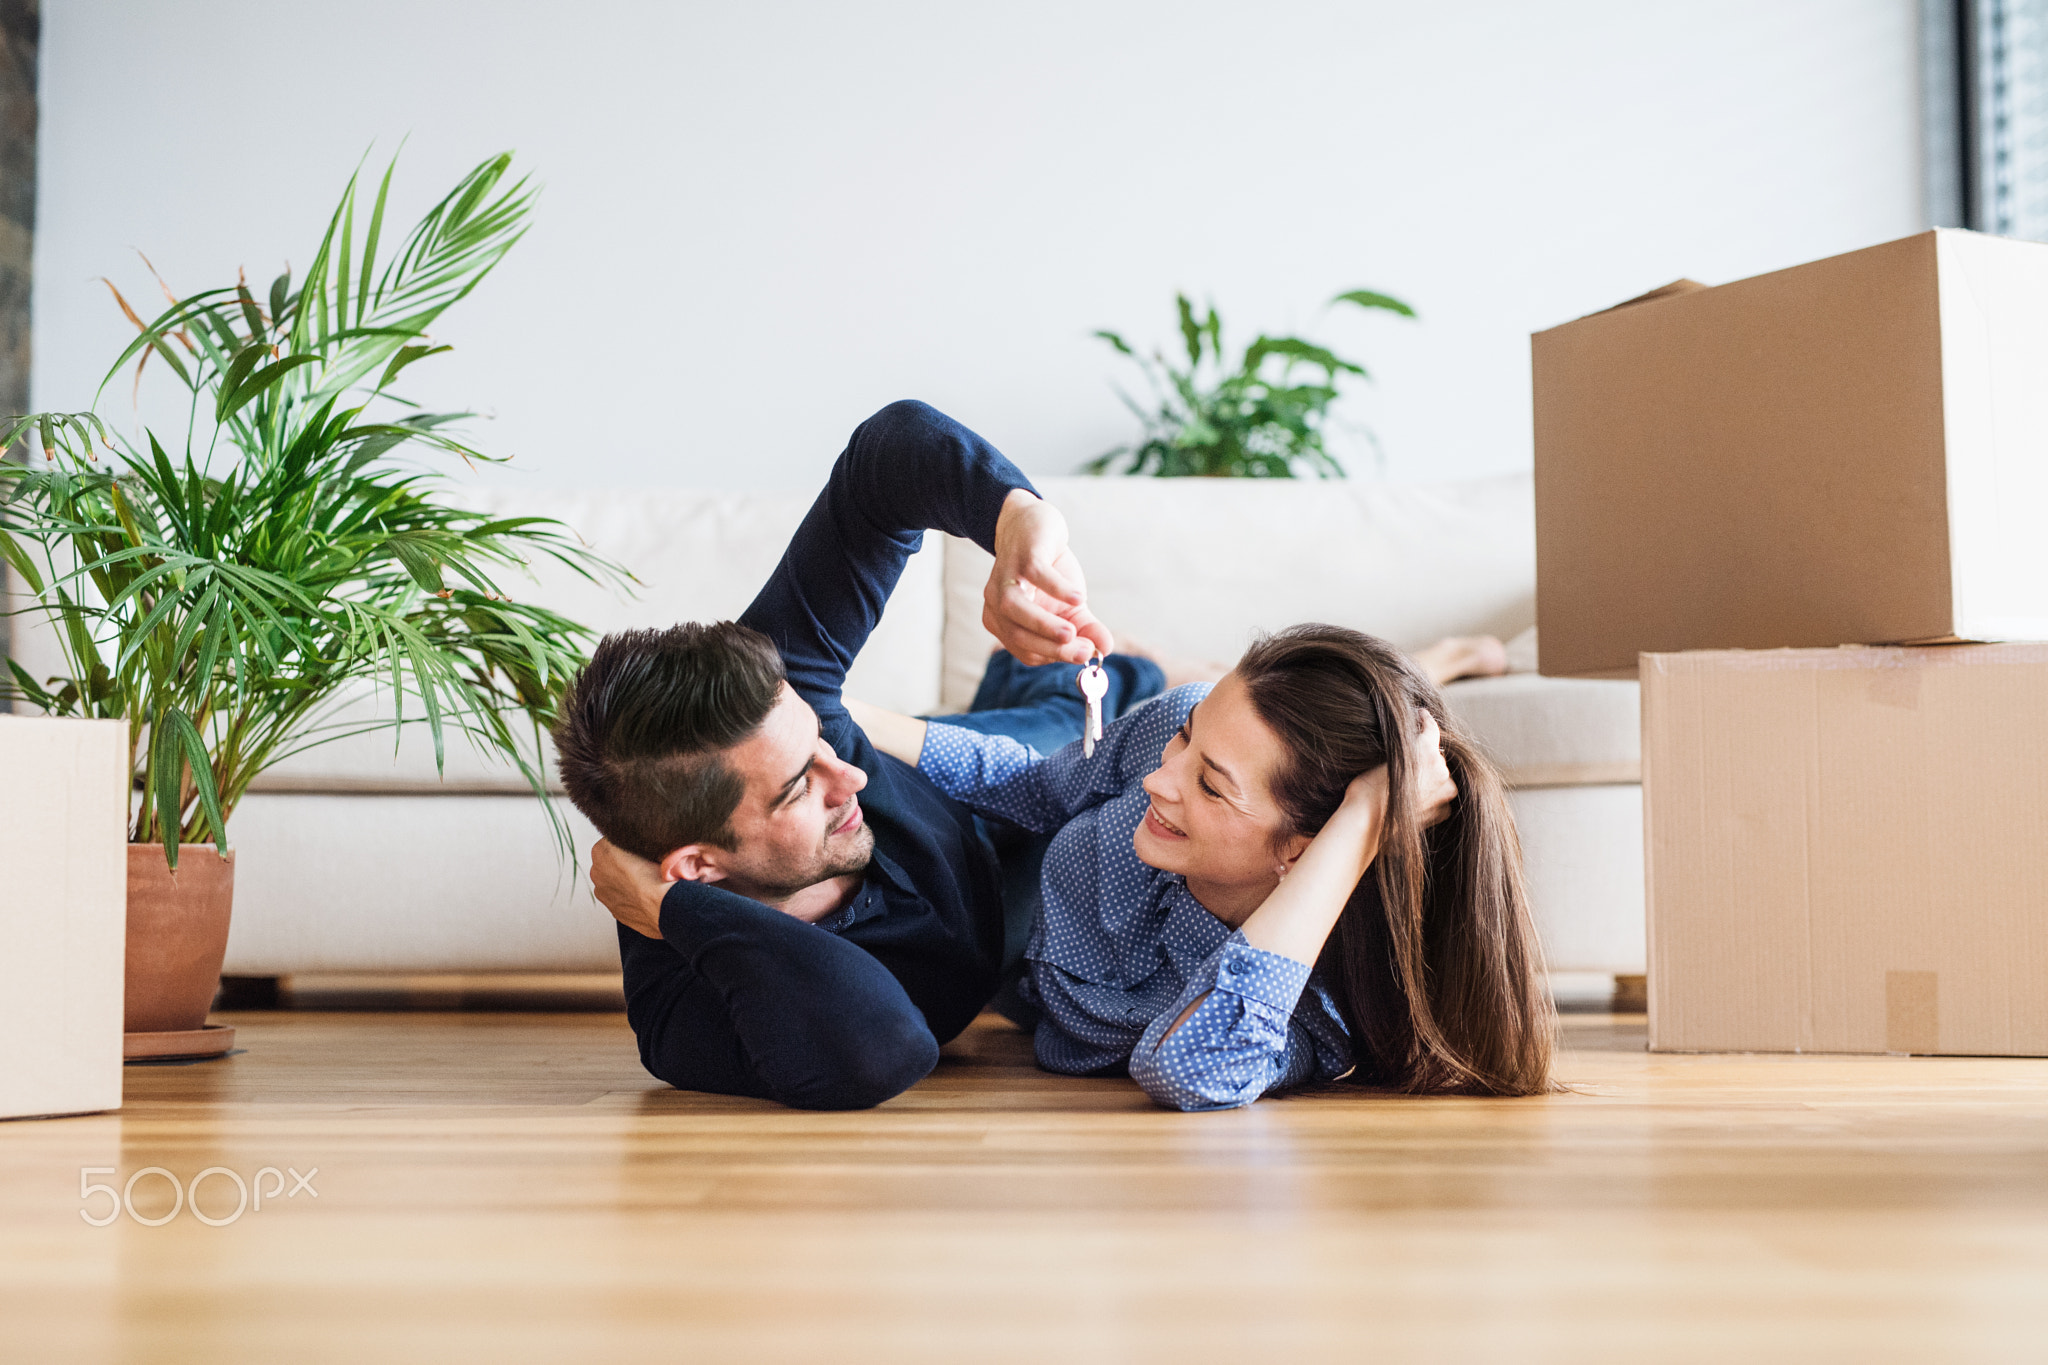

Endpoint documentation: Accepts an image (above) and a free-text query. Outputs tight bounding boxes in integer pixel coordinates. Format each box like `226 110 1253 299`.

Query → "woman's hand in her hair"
1328 710 1454 844
1337 764 1390 818
1410 710 1459 829
987 489 1115 665
1239 766 1388 965
1332 765 1393 876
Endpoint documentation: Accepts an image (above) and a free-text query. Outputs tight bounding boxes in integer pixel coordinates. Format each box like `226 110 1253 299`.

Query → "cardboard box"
0 716 129 1118
1643 644 2048 1055
1534 229 2048 678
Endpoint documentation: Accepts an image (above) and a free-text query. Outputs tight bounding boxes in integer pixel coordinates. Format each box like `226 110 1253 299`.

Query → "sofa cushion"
247 489 946 795
1507 782 1645 971
938 473 1536 710
1442 673 1640 787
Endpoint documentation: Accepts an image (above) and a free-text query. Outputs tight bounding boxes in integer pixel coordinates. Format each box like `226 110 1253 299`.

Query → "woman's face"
1135 671 1308 907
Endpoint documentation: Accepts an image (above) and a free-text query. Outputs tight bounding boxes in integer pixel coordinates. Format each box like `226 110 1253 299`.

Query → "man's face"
712 684 874 899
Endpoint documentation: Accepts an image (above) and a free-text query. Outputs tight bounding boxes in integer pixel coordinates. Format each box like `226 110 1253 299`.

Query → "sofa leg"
1610 974 1647 1014
214 975 283 1010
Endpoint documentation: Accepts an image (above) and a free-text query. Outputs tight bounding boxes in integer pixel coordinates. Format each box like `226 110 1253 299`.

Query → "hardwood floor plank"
2 1010 2044 1362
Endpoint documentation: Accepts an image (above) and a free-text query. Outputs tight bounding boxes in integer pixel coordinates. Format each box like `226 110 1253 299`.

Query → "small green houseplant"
0 152 621 1037
1087 288 1415 477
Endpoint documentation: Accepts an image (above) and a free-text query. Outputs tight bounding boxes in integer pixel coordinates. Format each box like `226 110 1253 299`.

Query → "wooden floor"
4 1006 2047 1364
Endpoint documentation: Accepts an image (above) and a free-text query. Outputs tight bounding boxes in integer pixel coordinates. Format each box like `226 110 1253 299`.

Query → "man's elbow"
855 398 946 451
776 1013 941 1111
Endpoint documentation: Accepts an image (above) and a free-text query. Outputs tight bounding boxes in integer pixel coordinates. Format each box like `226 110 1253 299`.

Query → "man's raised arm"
739 400 1111 715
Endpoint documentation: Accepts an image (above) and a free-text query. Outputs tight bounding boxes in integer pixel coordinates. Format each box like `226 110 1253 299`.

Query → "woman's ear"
1273 831 1312 879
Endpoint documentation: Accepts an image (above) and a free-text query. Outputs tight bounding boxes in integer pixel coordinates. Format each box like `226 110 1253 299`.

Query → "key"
1078 653 1109 759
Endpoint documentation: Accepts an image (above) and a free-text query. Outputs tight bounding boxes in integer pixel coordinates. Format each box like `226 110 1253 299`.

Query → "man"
554 400 1155 1110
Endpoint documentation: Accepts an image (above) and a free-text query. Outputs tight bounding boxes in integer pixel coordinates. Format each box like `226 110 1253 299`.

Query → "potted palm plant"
1088 288 1416 477
0 152 621 1057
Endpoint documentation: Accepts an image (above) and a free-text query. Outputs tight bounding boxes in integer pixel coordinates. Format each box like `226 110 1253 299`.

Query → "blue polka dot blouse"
920 683 1353 1111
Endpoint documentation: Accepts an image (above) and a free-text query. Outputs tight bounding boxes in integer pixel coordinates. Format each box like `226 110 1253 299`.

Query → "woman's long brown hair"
1236 625 1557 1097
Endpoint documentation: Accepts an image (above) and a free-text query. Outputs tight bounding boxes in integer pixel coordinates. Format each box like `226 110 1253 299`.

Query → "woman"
852 625 1555 1110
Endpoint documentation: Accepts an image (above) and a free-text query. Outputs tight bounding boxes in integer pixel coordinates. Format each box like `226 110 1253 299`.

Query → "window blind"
1932 0 2048 239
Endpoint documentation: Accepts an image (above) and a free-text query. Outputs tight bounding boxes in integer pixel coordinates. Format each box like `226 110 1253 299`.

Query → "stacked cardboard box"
1532 229 2048 1055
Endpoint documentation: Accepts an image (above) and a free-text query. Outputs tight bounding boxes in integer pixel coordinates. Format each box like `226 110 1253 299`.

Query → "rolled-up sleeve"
1127 933 1346 1111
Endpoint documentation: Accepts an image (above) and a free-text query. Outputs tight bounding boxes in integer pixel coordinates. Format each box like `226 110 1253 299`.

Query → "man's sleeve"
623 881 943 1110
739 400 1036 718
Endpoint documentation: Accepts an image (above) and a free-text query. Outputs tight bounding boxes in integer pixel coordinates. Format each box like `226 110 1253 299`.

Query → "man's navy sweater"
615 400 1034 1108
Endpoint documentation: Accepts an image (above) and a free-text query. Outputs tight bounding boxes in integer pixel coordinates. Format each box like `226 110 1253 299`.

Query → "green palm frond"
1 151 629 866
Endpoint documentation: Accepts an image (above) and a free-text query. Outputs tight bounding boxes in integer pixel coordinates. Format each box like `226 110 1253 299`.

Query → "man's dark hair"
552 622 787 860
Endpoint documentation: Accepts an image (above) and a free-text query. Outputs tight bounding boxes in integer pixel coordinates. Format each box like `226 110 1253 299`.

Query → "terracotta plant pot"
124 844 235 1035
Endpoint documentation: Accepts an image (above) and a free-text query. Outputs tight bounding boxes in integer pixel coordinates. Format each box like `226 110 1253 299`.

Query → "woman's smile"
1143 803 1188 839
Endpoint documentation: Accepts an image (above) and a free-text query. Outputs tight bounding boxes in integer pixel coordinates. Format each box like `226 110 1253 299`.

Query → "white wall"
32 0 1924 493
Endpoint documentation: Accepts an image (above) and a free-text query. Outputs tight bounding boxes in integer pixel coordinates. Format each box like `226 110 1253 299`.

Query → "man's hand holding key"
985 489 1114 666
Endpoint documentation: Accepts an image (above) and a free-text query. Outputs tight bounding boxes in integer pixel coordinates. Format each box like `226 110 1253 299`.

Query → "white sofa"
8 473 1645 980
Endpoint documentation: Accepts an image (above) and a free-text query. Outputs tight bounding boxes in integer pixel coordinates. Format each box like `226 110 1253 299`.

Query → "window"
1928 0 2048 239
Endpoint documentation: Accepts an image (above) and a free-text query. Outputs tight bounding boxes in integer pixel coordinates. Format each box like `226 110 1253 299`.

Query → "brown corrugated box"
1642 644 2048 1056
1533 229 2048 678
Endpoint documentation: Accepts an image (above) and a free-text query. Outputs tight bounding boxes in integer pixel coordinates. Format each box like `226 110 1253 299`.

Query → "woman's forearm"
843 698 928 767
1236 800 1383 966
